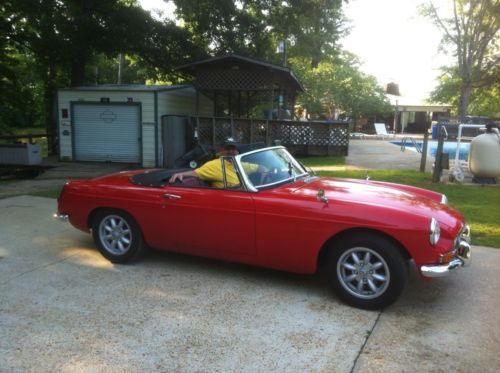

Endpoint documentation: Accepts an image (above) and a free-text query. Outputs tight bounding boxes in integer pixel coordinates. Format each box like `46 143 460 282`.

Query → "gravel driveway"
1 196 499 372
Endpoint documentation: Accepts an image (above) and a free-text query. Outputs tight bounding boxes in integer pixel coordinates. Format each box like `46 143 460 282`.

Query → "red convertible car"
55 146 471 309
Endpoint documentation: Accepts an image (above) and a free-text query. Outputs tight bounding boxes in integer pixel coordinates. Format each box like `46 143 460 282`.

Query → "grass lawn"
27 189 62 199
299 156 500 248
0 180 62 200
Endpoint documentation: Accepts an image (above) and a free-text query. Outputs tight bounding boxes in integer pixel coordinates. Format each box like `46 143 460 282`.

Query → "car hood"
289 177 464 229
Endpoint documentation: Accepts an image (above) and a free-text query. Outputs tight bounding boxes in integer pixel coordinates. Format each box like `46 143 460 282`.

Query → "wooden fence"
193 117 350 156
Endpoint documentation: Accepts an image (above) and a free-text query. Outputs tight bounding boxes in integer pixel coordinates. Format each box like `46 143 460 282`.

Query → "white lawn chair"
374 123 394 139
350 132 366 139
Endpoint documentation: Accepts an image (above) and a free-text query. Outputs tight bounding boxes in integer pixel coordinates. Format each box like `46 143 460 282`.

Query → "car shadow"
141 248 333 299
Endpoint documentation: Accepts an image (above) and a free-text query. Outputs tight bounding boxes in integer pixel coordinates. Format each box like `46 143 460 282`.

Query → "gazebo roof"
175 54 304 92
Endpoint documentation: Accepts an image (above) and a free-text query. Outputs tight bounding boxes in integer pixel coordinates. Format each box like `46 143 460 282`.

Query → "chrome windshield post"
220 156 248 191
220 157 228 189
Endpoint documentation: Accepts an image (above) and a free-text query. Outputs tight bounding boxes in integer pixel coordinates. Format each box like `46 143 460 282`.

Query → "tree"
430 65 500 118
291 53 392 121
421 0 499 120
1 0 204 145
268 0 345 67
173 0 346 66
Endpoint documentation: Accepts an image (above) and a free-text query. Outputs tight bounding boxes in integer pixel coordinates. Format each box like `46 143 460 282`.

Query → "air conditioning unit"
0 143 42 165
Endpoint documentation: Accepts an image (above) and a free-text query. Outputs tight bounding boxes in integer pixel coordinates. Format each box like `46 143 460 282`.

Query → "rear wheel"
91 209 146 264
327 233 408 310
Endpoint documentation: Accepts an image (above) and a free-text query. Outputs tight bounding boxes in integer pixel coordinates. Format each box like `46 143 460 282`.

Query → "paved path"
1 196 499 372
0 159 129 198
346 139 434 171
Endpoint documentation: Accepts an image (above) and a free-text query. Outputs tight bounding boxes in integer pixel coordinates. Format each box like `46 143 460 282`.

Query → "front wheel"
91 209 146 264
327 233 408 310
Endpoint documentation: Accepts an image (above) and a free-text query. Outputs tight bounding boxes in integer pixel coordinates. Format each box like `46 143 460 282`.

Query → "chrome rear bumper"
421 241 471 278
53 213 69 222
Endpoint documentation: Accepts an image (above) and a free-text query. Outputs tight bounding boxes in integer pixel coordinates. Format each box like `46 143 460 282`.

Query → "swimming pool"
391 140 471 161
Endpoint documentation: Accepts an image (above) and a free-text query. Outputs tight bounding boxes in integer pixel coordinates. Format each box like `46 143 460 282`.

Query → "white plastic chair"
374 123 394 139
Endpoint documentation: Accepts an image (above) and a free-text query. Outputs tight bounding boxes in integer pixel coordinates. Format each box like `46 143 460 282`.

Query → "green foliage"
291 53 392 119
296 155 345 166
266 0 346 67
174 0 273 58
421 0 500 120
1 0 204 137
0 0 390 139
27 188 63 199
173 0 346 66
0 46 46 132
431 66 500 118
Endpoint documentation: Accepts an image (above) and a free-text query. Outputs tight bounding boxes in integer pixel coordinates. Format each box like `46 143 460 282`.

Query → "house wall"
156 87 214 166
157 86 213 117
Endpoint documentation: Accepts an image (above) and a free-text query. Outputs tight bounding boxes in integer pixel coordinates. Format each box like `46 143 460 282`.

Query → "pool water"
391 140 470 161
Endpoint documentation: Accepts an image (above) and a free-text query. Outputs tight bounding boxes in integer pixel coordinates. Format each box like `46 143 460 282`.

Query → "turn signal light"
439 251 455 264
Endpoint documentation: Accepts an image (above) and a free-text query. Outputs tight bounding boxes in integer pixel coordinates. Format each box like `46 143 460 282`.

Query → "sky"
342 0 453 101
139 0 454 101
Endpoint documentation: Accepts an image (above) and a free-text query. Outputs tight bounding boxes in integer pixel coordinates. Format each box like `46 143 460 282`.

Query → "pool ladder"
400 137 422 153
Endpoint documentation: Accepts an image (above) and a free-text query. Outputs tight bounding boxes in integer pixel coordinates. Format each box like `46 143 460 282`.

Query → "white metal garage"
73 103 140 162
57 85 213 167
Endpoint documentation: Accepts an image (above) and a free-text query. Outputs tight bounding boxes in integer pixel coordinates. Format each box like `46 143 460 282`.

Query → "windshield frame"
233 146 308 192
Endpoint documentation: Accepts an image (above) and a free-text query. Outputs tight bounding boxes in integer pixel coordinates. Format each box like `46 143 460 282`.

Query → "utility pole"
393 99 399 133
277 40 287 67
117 53 123 84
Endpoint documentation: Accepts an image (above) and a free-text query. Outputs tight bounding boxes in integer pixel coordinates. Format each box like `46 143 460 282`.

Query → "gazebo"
176 54 304 120
176 54 349 156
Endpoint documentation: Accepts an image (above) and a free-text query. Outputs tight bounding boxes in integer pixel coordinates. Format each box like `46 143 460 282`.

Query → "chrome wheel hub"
337 247 390 299
99 215 132 255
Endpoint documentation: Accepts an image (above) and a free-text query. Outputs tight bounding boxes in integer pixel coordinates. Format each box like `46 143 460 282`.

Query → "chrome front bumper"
53 213 69 222
421 240 471 278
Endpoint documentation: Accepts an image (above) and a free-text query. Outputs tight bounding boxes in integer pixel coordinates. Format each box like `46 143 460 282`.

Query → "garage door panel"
73 104 140 163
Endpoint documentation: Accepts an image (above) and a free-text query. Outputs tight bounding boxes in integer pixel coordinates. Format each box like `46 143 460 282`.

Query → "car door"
158 185 256 258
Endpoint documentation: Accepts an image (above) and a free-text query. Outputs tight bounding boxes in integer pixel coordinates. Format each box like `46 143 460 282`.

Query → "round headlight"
429 218 441 245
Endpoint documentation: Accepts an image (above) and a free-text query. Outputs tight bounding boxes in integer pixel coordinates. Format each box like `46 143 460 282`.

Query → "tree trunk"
43 63 58 155
458 83 472 122
70 55 87 87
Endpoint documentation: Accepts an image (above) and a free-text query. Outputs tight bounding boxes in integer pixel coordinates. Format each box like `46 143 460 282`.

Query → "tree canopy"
430 65 500 118
0 0 393 140
1 0 204 140
173 0 346 67
291 53 391 120
421 0 500 120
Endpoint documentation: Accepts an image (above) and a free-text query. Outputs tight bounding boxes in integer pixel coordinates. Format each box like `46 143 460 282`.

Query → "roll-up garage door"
73 104 140 163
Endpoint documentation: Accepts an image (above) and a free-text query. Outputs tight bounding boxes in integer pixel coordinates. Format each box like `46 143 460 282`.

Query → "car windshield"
238 147 308 189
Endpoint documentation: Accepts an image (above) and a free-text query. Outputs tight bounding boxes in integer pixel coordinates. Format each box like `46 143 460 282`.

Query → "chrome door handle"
163 193 182 200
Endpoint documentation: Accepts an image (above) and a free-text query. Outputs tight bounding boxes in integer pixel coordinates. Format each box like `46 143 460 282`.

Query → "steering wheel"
259 167 278 185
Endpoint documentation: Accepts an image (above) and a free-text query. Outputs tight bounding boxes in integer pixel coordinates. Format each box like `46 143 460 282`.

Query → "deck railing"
192 117 350 156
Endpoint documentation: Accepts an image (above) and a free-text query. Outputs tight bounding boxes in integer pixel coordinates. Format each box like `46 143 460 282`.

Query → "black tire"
327 233 408 310
91 209 146 264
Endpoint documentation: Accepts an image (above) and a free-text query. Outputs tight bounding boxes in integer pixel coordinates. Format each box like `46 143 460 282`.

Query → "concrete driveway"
1 196 499 372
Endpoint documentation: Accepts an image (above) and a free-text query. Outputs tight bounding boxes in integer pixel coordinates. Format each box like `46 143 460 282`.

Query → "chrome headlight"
440 194 448 205
461 224 471 243
429 218 441 245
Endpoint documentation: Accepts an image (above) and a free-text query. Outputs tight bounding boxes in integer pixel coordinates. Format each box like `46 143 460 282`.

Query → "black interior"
130 168 210 188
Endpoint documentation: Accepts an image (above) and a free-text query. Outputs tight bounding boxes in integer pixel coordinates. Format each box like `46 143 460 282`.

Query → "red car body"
56 146 471 309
